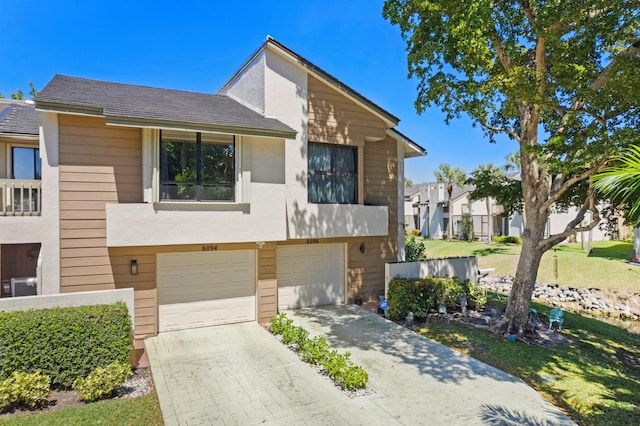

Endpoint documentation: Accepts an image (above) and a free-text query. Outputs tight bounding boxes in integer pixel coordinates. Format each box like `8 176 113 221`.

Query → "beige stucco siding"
307 76 387 145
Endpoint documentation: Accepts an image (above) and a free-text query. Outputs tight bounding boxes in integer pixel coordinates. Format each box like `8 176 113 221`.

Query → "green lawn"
420 239 639 292
416 294 640 426
0 391 162 426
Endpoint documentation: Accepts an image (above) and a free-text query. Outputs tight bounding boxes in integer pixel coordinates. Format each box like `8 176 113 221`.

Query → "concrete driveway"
146 305 575 425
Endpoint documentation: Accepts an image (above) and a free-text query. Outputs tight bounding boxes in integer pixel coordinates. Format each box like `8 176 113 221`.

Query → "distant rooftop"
0 99 39 137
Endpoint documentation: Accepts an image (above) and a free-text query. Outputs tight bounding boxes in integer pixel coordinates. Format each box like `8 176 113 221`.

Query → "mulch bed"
0 367 154 418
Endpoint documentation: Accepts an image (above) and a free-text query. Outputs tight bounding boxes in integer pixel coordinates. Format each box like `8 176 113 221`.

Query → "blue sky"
0 0 515 184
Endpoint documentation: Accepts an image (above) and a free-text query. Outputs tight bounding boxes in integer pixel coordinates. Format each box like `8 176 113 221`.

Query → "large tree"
434 164 467 241
384 1 640 334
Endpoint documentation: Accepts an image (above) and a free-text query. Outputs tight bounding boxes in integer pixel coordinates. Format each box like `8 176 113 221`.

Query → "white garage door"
157 250 255 332
277 244 345 309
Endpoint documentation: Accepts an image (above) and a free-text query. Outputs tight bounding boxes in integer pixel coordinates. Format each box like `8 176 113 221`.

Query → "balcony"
0 179 42 216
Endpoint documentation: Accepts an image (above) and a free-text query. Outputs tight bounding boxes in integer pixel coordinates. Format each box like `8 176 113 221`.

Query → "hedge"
0 302 132 388
386 276 486 321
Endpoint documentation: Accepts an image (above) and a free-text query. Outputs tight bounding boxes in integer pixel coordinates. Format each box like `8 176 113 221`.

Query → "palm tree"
469 164 504 242
593 145 640 224
434 164 467 241
504 151 520 172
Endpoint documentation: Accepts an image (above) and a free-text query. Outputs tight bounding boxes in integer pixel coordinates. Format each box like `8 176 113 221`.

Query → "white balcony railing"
1 179 42 216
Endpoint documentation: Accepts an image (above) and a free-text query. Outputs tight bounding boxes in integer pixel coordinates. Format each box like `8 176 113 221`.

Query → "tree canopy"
384 0 640 333
0 82 38 100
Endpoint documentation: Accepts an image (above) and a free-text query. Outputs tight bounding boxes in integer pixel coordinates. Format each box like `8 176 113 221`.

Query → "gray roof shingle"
35 75 296 138
0 99 39 136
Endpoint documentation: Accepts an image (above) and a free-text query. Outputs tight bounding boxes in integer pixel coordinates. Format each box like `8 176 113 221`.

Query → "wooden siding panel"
58 115 141 298
257 279 277 324
307 76 387 146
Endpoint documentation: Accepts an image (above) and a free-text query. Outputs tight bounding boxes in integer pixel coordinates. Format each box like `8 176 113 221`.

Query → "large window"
308 142 357 204
160 130 235 201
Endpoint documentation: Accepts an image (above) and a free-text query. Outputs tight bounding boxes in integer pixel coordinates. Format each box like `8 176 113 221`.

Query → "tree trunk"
503 237 544 334
500 101 548 335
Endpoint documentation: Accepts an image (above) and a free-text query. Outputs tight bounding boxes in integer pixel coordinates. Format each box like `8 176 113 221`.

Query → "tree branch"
543 157 608 211
479 120 521 142
538 186 600 252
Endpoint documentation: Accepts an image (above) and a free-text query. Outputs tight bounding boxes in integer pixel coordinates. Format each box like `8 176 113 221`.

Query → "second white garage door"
277 243 345 310
157 250 255 332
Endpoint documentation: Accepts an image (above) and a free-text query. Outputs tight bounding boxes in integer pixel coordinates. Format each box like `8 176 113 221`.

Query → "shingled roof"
35 75 296 138
0 99 39 137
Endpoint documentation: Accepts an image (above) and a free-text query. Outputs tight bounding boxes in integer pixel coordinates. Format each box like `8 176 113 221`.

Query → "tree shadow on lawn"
587 242 634 261
472 247 510 256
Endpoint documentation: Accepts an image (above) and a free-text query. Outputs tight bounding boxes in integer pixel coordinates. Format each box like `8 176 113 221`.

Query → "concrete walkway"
146 305 576 425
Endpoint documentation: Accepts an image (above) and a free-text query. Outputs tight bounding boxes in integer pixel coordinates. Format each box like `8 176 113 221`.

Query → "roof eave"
386 128 427 158
106 116 297 139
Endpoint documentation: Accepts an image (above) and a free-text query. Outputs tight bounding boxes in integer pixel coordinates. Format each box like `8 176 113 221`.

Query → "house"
9 37 425 341
406 179 621 242
0 99 41 297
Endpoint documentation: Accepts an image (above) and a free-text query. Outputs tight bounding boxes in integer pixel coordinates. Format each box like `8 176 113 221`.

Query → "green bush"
268 313 368 390
0 371 50 411
0 303 132 388
300 336 331 365
386 276 486 321
405 237 428 261
73 361 131 402
281 325 309 347
492 235 522 244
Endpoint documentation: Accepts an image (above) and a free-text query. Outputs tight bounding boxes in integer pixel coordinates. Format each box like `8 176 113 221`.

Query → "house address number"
202 244 218 251
306 239 319 244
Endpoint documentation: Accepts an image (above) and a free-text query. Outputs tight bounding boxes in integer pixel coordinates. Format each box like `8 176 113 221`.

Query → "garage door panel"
277 244 344 309
158 250 255 331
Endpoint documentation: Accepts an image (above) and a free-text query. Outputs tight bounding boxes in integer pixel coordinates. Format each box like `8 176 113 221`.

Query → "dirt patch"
0 367 154 418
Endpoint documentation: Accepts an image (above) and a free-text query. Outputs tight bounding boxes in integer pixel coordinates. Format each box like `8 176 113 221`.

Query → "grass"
419 238 640 292
416 293 640 426
0 390 163 426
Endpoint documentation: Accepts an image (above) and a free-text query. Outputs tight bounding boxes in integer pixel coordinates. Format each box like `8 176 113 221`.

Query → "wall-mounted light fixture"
130 259 138 275
359 243 365 254
256 241 265 249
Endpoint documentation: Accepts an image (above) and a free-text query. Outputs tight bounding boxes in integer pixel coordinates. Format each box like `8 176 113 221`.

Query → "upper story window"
160 130 235 202
308 142 357 204
11 147 41 180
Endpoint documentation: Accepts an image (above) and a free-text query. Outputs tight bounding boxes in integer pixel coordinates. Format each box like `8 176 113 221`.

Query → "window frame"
307 141 359 205
7 143 41 181
159 130 236 203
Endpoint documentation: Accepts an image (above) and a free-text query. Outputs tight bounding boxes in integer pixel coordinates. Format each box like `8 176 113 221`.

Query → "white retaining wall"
385 257 479 295
0 288 135 329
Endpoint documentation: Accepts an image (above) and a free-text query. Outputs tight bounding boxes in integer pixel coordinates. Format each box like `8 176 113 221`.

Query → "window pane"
160 131 197 200
308 142 357 204
308 143 331 171
159 130 235 202
12 147 41 180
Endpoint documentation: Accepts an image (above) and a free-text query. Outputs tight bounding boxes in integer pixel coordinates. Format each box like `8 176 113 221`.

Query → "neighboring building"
406 179 619 242
3 37 425 341
0 99 41 298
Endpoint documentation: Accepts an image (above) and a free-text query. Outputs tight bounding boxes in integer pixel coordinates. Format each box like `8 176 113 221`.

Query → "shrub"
300 336 331 365
281 325 309 347
405 237 428 261
386 276 486 320
0 303 132 388
268 313 368 390
73 361 131 402
411 229 421 236
492 235 522 244
0 371 50 411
